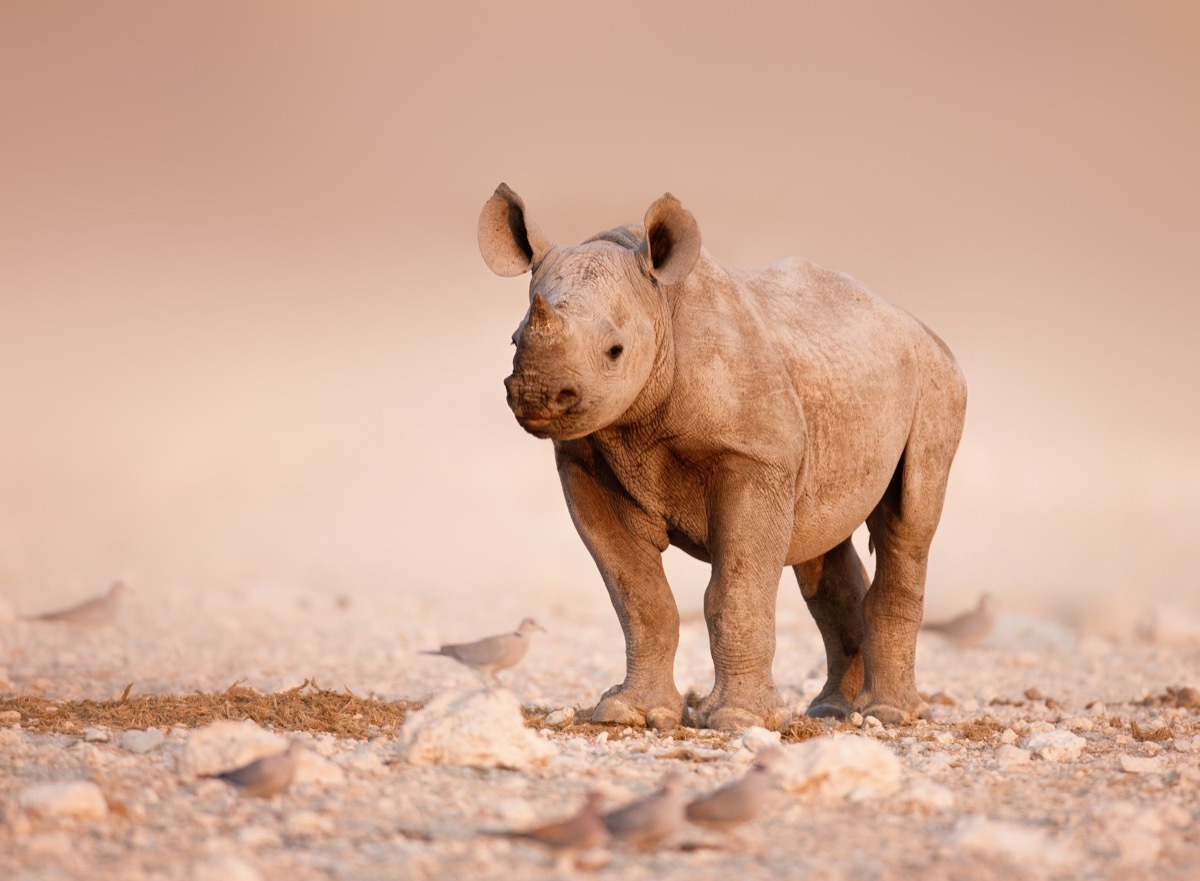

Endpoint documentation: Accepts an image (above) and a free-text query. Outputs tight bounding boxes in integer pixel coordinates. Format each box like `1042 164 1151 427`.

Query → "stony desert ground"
1 573 1198 881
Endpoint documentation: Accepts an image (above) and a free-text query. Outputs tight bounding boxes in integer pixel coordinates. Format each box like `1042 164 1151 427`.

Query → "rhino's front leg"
693 468 793 732
558 454 684 731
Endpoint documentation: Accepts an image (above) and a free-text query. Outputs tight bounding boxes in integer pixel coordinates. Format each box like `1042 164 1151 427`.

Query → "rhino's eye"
606 344 624 361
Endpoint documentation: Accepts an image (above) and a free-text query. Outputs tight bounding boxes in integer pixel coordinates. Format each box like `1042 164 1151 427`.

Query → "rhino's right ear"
478 183 554 277
637 193 701 286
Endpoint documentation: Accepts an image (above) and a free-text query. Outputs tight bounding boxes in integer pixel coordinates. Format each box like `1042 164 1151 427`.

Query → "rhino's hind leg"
794 538 868 720
860 359 966 724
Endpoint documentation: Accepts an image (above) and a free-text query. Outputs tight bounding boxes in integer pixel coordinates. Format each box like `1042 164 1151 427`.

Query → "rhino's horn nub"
528 292 564 335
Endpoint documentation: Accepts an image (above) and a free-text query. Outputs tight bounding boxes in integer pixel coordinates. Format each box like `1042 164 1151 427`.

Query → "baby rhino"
479 184 967 731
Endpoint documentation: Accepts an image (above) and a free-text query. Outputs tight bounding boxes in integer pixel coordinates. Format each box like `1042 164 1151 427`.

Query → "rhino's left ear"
637 193 701 286
478 183 554 277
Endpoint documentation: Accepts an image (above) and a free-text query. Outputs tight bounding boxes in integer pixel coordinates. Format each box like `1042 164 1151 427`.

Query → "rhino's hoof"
860 701 928 726
806 701 850 720
645 707 683 731
591 696 644 727
699 705 791 733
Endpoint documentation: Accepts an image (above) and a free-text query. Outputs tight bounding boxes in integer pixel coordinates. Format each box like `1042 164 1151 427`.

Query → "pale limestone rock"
185 720 287 777
294 749 346 787
772 735 901 800
1021 730 1086 762
733 725 782 757
20 780 108 820
120 728 165 754
396 686 556 771
995 743 1032 769
1119 754 1164 774
545 707 575 726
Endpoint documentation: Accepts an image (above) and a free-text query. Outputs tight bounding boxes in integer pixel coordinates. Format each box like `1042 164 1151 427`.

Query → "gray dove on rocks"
603 771 687 850
24 581 129 627
921 593 996 648
419 617 545 690
202 741 301 798
685 750 778 839
492 790 606 870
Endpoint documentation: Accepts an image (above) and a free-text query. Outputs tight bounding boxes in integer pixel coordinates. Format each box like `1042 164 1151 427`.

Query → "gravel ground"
1 581 1199 881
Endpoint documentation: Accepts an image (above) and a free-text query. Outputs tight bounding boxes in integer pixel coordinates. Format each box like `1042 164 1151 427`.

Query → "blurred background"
2 1 1197 636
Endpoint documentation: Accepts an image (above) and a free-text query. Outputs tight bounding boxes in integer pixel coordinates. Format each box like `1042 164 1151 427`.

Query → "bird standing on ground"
921 593 996 648
419 617 545 690
202 741 301 798
23 581 129 627
492 791 606 870
603 771 687 850
685 750 779 841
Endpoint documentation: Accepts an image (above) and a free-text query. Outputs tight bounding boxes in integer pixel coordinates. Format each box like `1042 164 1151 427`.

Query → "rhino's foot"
805 680 856 720
855 689 930 726
693 688 791 733
806 698 852 720
592 684 683 731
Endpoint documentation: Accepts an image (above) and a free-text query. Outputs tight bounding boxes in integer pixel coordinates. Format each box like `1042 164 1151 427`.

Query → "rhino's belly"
784 427 910 564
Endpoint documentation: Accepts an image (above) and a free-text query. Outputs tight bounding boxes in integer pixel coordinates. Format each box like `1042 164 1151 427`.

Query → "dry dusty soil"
1 583 1198 881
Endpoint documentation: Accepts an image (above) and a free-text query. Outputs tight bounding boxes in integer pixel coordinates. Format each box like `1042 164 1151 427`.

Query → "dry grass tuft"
1 679 417 739
956 716 1007 741
780 715 838 743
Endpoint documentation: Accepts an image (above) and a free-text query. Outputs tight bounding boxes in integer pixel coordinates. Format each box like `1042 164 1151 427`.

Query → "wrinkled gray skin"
479 184 967 732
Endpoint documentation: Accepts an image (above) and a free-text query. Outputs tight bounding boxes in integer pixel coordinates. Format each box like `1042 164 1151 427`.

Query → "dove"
419 617 545 689
685 750 778 840
921 593 996 648
203 741 301 798
492 791 606 870
24 581 129 627
603 771 687 850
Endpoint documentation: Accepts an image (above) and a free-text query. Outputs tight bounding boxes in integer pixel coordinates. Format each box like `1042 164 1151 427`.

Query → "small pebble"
1119 755 1164 775
120 728 165 755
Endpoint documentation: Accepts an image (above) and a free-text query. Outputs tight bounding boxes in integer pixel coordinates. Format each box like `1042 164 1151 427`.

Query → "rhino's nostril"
551 387 579 412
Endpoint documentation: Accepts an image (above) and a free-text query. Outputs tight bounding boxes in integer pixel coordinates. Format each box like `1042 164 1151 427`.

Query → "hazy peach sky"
1 3 1197 623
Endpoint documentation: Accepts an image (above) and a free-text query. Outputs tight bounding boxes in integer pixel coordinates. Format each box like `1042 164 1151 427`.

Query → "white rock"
192 855 263 881
952 815 1078 867
998 728 1017 744
120 728 165 754
772 735 901 800
185 720 287 777
20 780 109 820
336 747 386 774
1119 755 1164 774
995 743 1031 769
294 750 346 787
544 707 575 726
1021 730 1086 762
396 687 557 771
734 725 782 754
83 727 110 743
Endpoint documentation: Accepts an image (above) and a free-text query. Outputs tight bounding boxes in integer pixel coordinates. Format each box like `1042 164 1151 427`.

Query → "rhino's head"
479 184 701 440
